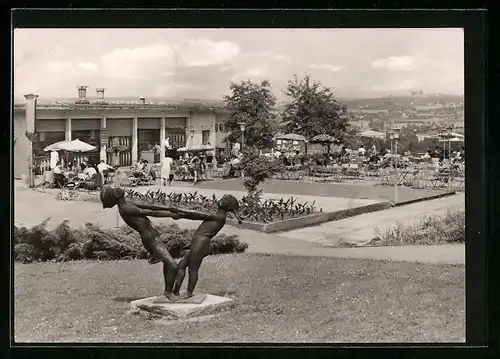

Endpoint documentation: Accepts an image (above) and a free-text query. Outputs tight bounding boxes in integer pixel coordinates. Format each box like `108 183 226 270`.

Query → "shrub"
14 220 248 264
240 150 285 193
372 210 465 246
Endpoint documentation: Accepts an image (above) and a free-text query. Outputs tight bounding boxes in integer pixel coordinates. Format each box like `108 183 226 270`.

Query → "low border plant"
371 209 465 246
14 219 248 264
124 189 319 224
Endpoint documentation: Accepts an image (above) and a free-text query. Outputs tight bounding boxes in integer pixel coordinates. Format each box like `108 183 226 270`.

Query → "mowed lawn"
14 254 465 343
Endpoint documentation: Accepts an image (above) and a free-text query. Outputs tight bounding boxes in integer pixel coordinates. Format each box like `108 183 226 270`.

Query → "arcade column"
160 117 166 163
65 118 72 141
100 116 107 162
131 117 138 164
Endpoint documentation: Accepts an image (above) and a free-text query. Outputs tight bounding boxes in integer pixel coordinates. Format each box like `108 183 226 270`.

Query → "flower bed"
125 189 319 224
14 219 248 263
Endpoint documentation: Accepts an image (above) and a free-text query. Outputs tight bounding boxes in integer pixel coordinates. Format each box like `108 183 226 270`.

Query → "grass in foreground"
14 254 465 343
373 210 465 246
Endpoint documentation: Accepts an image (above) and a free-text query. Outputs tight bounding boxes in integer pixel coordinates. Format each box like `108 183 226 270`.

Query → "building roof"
13 98 228 113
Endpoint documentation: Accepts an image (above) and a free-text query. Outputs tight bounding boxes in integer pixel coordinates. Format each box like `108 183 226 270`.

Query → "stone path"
193 178 455 205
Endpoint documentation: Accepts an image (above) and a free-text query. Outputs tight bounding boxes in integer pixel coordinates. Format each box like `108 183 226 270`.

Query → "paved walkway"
278 192 465 246
14 185 464 265
194 178 455 204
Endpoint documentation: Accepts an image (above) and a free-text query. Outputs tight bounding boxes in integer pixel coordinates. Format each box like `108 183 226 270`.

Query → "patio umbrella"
274 133 308 142
309 134 339 153
177 145 212 152
58 139 97 152
439 137 464 143
358 130 386 140
43 140 70 152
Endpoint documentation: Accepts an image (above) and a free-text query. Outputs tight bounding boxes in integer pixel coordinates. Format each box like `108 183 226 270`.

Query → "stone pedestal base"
131 293 234 318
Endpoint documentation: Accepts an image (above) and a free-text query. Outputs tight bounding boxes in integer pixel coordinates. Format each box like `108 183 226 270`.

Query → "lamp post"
391 127 401 204
238 122 246 151
189 128 195 143
188 128 195 158
388 129 394 171
238 122 246 179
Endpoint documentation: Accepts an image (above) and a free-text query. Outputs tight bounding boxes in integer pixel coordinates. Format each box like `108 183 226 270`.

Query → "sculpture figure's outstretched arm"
131 201 174 211
133 207 182 219
165 208 218 222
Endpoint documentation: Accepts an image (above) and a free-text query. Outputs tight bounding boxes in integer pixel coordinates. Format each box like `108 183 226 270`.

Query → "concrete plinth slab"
131 294 234 318
153 293 207 304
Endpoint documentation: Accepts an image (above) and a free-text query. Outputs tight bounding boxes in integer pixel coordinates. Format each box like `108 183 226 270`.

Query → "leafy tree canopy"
222 80 278 149
282 75 350 141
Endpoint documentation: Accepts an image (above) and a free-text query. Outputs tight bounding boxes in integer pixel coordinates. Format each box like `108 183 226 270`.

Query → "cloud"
231 68 267 82
370 56 420 71
78 62 99 71
228 51 290 82
13 29 464 99
47 61 75 73
153 83 206 97
100 44 177 80
96 38 240 80
178 38 240 67
308 64 343 72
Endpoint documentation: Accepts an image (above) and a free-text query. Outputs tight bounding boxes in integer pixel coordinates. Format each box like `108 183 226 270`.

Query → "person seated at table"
83 163 97 180
293 150 302 166
142 160 151 174
53 161 66 188
368 153 380 164
357 145 366 156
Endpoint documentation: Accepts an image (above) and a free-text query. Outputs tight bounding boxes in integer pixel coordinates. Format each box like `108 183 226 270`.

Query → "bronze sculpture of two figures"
100 186 242 301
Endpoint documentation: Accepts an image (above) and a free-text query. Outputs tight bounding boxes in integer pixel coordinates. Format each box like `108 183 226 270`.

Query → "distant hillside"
15 94 464 112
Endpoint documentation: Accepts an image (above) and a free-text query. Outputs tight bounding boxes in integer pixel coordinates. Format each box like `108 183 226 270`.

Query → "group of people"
265 143 466 171
51 157 115 189
157 152 214 187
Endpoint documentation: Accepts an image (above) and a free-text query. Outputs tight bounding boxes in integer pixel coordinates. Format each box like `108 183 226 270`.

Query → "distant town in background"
14 89 465 141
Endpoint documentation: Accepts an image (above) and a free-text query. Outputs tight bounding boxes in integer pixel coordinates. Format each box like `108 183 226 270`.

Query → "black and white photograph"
13 25 466 343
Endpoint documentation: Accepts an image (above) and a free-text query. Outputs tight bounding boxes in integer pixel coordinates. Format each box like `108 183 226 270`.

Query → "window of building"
138 129 160 151
33 131 65 157
202 130 210 146
165 128 186 149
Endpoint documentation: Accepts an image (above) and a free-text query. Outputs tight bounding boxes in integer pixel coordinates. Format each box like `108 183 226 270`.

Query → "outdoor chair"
84 173 99 191
64 174 84 190
453 169 465 190
345 164 361 180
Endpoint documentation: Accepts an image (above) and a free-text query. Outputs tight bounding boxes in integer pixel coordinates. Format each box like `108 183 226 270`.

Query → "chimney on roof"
139 97 146 105
76 86 89 104
95 88 108 104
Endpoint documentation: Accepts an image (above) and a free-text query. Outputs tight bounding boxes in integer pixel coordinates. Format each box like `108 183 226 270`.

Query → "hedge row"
14 219 248 263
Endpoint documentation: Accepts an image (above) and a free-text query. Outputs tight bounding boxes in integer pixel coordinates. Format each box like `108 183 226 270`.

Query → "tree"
282 75 350 143
368 118 385 131
222 80 278 149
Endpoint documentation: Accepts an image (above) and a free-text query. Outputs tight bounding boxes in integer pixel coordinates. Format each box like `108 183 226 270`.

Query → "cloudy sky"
14 28 464 101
